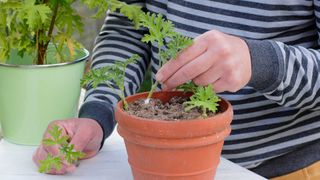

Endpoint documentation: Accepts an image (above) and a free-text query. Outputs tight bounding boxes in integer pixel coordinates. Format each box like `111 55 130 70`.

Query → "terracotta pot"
115 91 233 180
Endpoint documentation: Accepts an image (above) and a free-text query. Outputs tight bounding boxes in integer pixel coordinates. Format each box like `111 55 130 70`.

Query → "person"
33 0 320 179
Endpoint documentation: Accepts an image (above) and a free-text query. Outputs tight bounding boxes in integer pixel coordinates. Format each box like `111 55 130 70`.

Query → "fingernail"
156 73 163 82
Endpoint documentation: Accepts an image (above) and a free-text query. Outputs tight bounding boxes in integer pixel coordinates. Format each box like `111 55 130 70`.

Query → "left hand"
156 30 252 93
32 118 103 174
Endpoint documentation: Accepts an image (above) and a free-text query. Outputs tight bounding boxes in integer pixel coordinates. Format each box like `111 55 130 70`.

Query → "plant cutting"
81 54 140 110
38 124 85 173
82 1 234 179
0 0 119 145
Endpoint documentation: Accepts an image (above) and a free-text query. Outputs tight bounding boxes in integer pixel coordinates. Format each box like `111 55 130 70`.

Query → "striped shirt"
79 0 320 177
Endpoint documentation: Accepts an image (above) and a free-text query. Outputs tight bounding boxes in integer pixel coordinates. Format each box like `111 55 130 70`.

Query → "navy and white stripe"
81 0 320 171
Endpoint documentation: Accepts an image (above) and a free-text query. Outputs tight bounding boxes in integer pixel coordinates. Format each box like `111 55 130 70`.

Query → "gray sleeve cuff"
245 39 284 93
78 101 116 149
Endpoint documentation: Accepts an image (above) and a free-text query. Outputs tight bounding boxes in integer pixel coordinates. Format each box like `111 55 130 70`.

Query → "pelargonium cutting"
82 0 221 116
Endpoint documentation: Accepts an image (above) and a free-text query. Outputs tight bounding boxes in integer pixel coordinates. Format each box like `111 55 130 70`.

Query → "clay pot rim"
116 91 233 141
117 91 232 124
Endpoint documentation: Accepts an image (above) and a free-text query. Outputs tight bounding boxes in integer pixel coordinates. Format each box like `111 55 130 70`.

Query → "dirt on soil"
127 96 216 121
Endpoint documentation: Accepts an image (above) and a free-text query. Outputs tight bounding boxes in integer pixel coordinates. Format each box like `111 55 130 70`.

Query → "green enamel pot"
0 48 89 145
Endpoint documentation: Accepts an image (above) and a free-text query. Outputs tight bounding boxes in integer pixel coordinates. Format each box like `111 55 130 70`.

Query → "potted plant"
0 0 105 145
81 1 234 179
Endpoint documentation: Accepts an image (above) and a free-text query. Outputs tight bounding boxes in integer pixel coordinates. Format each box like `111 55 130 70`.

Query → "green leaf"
61 144 86 164
81 54 140 109
184 85 220 116
160 34 193 62
55 4 84 36
44 124 68 146
81 0 142 27
119 4 142 27
19 0 51 30
48 125 62 141
0 1 21 9
81 66 112 88
39 125 85 173
38 154 62 173
52 33 82 63
139 12 176 47
42 139 57 146
176 81 197 93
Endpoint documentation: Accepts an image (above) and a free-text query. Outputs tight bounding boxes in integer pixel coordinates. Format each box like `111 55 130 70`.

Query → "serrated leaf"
48 125 62 141
42 139 57 146
60 144 86 164
39 124 85 173
81 54 140 109
55 5 84 35
120 4 142 26
177 81 197 93
184 85 220 116
38 154 62 173
159 34 193 64
20 0 51 30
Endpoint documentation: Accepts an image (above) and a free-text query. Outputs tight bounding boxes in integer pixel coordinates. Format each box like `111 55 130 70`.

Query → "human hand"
32 118 103 174
156 30 252 93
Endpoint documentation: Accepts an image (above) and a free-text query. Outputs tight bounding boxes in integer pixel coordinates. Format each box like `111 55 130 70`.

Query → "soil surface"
127 96 216 121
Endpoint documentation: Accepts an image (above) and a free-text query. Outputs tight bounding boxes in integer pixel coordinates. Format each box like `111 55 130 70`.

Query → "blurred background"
75 4 104 54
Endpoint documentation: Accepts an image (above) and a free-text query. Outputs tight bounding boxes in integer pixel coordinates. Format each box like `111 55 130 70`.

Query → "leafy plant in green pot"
81 1 234 179
0 0 104 145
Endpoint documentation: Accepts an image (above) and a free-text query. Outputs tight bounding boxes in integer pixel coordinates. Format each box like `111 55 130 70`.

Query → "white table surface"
0 130 266 180
0 90 266 180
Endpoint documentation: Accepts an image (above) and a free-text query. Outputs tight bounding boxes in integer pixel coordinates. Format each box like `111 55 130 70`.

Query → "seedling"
82 0 220 115
184 85 220 117
38 125 85 173
81 54 140 110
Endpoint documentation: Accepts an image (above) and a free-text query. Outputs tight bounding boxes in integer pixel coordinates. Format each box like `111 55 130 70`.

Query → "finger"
33 145 49 166
193 62 224 86
69 124 93 153
81 150 99 159
162 51 215 90
156 34 208 83
70 134 98 160
212 78 229 93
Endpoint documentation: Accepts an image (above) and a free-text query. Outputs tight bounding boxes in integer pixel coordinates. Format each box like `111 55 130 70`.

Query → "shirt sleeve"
246 1 320 111
79 0 151 146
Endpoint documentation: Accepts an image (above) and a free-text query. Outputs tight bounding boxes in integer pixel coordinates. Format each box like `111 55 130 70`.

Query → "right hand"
156 30 251 93
32 118 104 174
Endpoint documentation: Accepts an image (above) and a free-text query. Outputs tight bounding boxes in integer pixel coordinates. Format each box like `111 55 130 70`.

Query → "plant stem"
52 42 64 61
37 30 46 65
147 81 159 100
121 94 128 110
36 0 59 65
46 0 59 43
202 106 207 117
146 47 162 101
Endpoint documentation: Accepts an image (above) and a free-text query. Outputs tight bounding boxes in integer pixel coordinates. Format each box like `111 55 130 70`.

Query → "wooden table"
0 130 267 180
